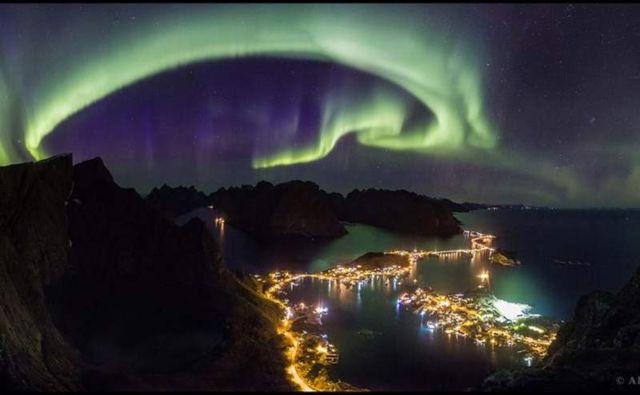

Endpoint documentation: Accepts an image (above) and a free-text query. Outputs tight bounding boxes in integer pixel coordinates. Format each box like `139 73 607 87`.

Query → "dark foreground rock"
483 266 640 391
0 156 293 391
50 158 227 380
210 180 347 240
0 155 80 391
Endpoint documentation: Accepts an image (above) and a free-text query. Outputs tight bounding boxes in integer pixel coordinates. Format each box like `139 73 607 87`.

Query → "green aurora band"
0 4 497 167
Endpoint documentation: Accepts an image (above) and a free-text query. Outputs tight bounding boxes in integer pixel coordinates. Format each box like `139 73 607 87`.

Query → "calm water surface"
181 208 640 390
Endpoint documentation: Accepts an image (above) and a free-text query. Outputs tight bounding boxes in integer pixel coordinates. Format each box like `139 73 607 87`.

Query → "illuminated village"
397 288 557 361
255 230 559 391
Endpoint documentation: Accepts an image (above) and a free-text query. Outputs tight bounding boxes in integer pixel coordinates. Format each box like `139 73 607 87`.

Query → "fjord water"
182 208 640 390
457 209 640 318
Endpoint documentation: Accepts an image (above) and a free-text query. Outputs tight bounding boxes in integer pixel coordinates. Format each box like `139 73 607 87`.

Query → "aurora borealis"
1 4 639 207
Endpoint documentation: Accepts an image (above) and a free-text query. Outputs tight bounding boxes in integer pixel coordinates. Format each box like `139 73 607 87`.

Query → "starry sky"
0 4 639 207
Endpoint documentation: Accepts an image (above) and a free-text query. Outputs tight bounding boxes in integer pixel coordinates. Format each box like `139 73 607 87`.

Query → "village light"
477 271 490 282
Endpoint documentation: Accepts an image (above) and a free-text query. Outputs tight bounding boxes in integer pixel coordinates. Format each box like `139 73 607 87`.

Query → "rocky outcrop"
340 189 461 236
0 156 293 391
0 154 81 391
145 184 210 218
351 252 410 269
210 180 347 240
483 266 640 391
490 249 520 267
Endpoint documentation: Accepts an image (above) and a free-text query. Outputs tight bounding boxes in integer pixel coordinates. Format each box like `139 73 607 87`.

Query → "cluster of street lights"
254 229 555 391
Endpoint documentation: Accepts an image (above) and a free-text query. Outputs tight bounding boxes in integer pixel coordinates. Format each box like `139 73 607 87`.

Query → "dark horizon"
1 4 639 208
11 151 640 211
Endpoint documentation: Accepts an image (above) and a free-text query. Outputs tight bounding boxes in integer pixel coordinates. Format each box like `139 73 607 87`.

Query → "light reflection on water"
183 208 640 319
284 276 522 391
180 208 640 390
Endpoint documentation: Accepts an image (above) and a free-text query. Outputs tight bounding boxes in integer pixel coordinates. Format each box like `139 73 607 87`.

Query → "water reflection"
180 207 640 390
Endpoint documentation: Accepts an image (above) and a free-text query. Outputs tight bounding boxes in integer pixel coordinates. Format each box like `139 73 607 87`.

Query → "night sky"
1 4 639 207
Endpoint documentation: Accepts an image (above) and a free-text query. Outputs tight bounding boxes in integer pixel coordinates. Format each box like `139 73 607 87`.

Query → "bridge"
386 230 496 262
260 229 498 392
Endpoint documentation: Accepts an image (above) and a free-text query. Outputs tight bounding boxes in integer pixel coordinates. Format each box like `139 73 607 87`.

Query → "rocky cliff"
49 158 227 376
0 156 293 391
483 266 640 391
0 155 80 391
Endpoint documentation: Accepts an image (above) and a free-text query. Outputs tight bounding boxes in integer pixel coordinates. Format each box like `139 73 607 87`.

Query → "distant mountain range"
146 181 463 240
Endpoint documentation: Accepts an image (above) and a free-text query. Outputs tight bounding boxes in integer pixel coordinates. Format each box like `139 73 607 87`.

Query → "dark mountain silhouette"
0 155 292 391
